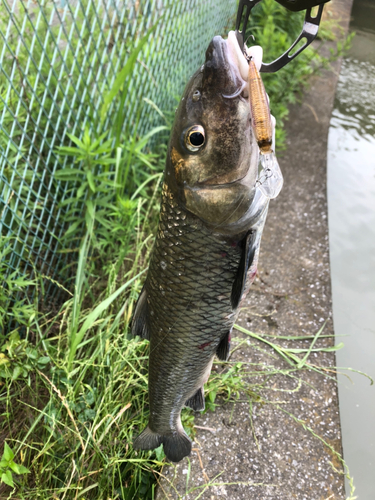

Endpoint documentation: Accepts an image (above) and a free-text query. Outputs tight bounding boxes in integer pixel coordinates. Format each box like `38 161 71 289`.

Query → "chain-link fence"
0 0 236 296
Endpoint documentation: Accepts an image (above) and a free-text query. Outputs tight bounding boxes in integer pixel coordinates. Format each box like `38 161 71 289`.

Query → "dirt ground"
156 1 353 498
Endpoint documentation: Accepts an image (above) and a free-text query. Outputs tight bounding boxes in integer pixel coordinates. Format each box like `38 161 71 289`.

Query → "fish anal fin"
185 387 205 411
131 286 150 340
216 330 231 361
231 230 257 309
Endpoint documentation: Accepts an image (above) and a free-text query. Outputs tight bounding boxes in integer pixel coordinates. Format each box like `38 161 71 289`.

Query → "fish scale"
134 184 243 443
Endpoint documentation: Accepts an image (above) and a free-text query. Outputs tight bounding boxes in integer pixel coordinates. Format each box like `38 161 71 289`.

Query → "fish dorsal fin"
231 230 257 309
185 387 205 411
131 286 150 340
216 330 231 361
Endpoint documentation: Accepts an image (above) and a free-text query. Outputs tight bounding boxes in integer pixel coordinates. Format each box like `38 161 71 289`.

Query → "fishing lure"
248 56 283 199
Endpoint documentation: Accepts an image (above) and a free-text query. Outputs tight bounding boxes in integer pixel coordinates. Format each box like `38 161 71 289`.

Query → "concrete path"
156 1 353 498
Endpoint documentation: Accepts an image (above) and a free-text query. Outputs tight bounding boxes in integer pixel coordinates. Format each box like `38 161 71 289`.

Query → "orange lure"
247 57 273 154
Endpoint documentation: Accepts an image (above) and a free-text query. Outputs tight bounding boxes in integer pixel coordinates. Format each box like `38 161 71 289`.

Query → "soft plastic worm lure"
248 57 283 199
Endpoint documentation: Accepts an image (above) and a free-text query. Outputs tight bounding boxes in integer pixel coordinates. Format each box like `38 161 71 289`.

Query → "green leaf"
2 442 14 462
59 196 82 207
17 464 29 475
208 390 217 403
25 347 38 360
66 133 85 150
55 167 84 177
89 131 109 152
1 470 13 487
12 365 22 380
9 461 19 474
86 170 96 193
134 126 168 153
84 409 96 420
77 181 89 199
296 321 326 369
154 444 165 462
13 277 35 287
9 462 29 475
37 356 50 365
65 219 82 237
0 354 9 366
57 147 83 157
85 200 95 221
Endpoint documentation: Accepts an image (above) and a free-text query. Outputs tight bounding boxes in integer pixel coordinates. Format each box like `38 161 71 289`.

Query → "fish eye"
185 125 205 152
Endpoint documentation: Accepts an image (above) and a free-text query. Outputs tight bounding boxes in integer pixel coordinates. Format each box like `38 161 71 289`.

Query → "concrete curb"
156 1 353 498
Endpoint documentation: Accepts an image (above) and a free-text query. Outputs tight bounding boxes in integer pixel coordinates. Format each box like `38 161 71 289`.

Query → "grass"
0 196 162 498
0 2 359 499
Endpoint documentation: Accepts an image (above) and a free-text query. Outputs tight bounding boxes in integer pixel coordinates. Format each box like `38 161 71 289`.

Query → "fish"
131 33 279 463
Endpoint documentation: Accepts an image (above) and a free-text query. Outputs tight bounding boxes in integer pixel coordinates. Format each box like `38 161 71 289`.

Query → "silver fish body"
132 35 271 462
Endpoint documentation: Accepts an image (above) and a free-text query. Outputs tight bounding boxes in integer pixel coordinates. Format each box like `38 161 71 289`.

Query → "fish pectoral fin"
131 286 150 340
216 330 231 361
185 386 205 411
231 229 257 309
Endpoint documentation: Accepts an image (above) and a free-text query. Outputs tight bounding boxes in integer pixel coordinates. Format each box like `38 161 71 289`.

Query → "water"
327 1 375 497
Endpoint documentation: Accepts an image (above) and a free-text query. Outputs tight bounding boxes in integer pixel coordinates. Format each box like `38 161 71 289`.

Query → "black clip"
235 0 263 51
234 0 325 73
261 5 324 72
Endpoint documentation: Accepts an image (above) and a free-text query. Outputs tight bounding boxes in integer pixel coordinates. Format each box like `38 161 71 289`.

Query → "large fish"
132 33 278 462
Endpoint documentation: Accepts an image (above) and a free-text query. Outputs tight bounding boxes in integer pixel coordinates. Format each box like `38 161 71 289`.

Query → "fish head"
166 35 260 231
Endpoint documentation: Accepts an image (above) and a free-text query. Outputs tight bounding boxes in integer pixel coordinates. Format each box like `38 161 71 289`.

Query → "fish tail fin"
133 426 192 463
133 426 162 451
163 431 192 463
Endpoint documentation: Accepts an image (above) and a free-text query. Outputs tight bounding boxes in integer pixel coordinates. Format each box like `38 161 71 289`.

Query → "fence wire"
0 0 236 296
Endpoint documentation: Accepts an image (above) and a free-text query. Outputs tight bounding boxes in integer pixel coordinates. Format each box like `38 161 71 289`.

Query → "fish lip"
185 179 244 191
205 36 246 97
193 171 248 187
226 32 249 84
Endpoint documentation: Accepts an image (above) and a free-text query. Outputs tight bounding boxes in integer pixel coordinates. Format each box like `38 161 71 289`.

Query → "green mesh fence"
0 0 236 296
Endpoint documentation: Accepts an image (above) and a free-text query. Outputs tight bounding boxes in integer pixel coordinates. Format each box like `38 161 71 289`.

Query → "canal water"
327 0 375 497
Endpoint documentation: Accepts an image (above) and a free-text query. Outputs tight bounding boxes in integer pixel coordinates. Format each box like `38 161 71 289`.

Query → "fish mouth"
204 35 247 99
225 33 249 86
204 34 258 99
224 32 264 98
